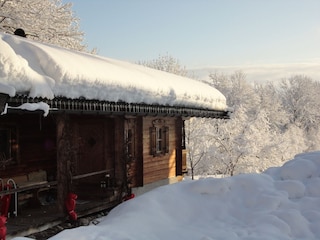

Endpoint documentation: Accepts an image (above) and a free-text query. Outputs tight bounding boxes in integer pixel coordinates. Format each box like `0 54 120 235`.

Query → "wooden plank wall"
142 117 177 185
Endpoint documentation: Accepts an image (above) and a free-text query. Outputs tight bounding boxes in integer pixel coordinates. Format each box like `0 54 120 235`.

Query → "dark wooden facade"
0 110 187 216
0 95 228 226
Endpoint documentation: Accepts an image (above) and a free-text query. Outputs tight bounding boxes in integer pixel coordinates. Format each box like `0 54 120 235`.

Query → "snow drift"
14 151 319 240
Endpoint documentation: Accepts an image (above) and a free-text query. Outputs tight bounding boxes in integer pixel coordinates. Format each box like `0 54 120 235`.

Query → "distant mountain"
188 61 320 84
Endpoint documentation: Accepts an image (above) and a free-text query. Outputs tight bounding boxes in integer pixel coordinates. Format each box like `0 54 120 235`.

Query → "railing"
0 181 57 195
6 179 18 217
72 170 109 180
0 170 113 197
0 178 18 217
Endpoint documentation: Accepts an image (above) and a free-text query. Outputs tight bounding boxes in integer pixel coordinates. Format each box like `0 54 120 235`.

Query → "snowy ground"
14 151 320 240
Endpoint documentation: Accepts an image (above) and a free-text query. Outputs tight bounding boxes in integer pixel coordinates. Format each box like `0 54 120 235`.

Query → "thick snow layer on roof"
0 32 227 111
0 82 15 96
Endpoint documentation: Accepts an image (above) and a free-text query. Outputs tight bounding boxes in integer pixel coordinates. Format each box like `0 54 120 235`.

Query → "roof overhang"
5 96 230 119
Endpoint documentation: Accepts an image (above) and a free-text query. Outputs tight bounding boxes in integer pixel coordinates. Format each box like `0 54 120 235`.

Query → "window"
155 127 163 153
0 126 18 168
150 119 169 156
181 120 186 150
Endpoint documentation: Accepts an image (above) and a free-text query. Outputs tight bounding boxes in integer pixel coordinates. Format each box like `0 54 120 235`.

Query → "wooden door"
124 117 143 187
77 120 105 175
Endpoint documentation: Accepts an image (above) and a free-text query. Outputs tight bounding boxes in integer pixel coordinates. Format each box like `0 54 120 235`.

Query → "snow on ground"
13 151 320 240
0 32 227 112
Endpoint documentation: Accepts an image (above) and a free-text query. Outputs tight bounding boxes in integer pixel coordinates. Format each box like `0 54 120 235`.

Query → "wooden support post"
175 117 183 176
114 117 126 196
136 116 143 187
56 114 73 214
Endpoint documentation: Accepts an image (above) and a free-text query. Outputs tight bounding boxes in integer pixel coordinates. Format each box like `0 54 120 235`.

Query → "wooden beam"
72 170 108 180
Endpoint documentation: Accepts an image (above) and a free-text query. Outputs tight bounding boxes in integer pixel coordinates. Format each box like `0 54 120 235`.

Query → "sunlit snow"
12 151 320 240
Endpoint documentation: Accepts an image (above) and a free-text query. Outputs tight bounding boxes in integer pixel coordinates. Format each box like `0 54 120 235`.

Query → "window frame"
181 120 186 150
150 119 169 157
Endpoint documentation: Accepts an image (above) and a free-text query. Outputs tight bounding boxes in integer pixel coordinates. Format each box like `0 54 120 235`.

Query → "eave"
6 96 230 119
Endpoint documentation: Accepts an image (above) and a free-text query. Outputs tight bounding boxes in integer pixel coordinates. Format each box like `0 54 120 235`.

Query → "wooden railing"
0 169 114 195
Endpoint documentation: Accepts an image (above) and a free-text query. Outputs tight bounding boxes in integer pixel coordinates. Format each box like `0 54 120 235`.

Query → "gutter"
6 96 230 119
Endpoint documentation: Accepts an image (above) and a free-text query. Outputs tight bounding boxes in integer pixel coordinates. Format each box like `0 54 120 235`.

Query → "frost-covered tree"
210 70 260 112
187 71 266 176
254 82 289 130
204 71 295 175
278 75 320 151
194 106 279 176
276 124 308 161
138 54 189 77
279 75 320 131
185 118 211 179
190 72 319 177
0 0 86 51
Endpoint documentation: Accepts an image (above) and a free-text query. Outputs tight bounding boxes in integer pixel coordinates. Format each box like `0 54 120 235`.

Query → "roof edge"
6 96 230 119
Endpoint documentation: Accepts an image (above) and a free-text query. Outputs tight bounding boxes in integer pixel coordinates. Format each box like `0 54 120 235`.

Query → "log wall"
142 117 178 185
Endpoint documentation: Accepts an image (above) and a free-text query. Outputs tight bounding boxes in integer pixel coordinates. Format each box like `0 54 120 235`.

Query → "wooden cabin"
0 32 229 224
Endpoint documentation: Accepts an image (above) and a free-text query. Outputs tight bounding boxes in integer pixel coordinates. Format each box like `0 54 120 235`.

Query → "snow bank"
0 33 227 111
14 151 318 240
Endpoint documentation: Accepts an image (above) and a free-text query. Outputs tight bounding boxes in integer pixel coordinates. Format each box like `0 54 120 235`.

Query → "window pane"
0 129 9 157
156 128 162 152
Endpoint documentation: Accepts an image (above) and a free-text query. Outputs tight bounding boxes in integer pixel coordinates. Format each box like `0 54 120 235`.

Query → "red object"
65 193 78 221
0 185 11 218
0 216 7 240
123 193 135 201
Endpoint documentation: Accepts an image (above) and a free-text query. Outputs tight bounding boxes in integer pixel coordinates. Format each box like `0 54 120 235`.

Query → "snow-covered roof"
0 32 227 114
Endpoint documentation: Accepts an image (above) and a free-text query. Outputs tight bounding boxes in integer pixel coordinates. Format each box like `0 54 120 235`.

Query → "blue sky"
65 0 320 82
